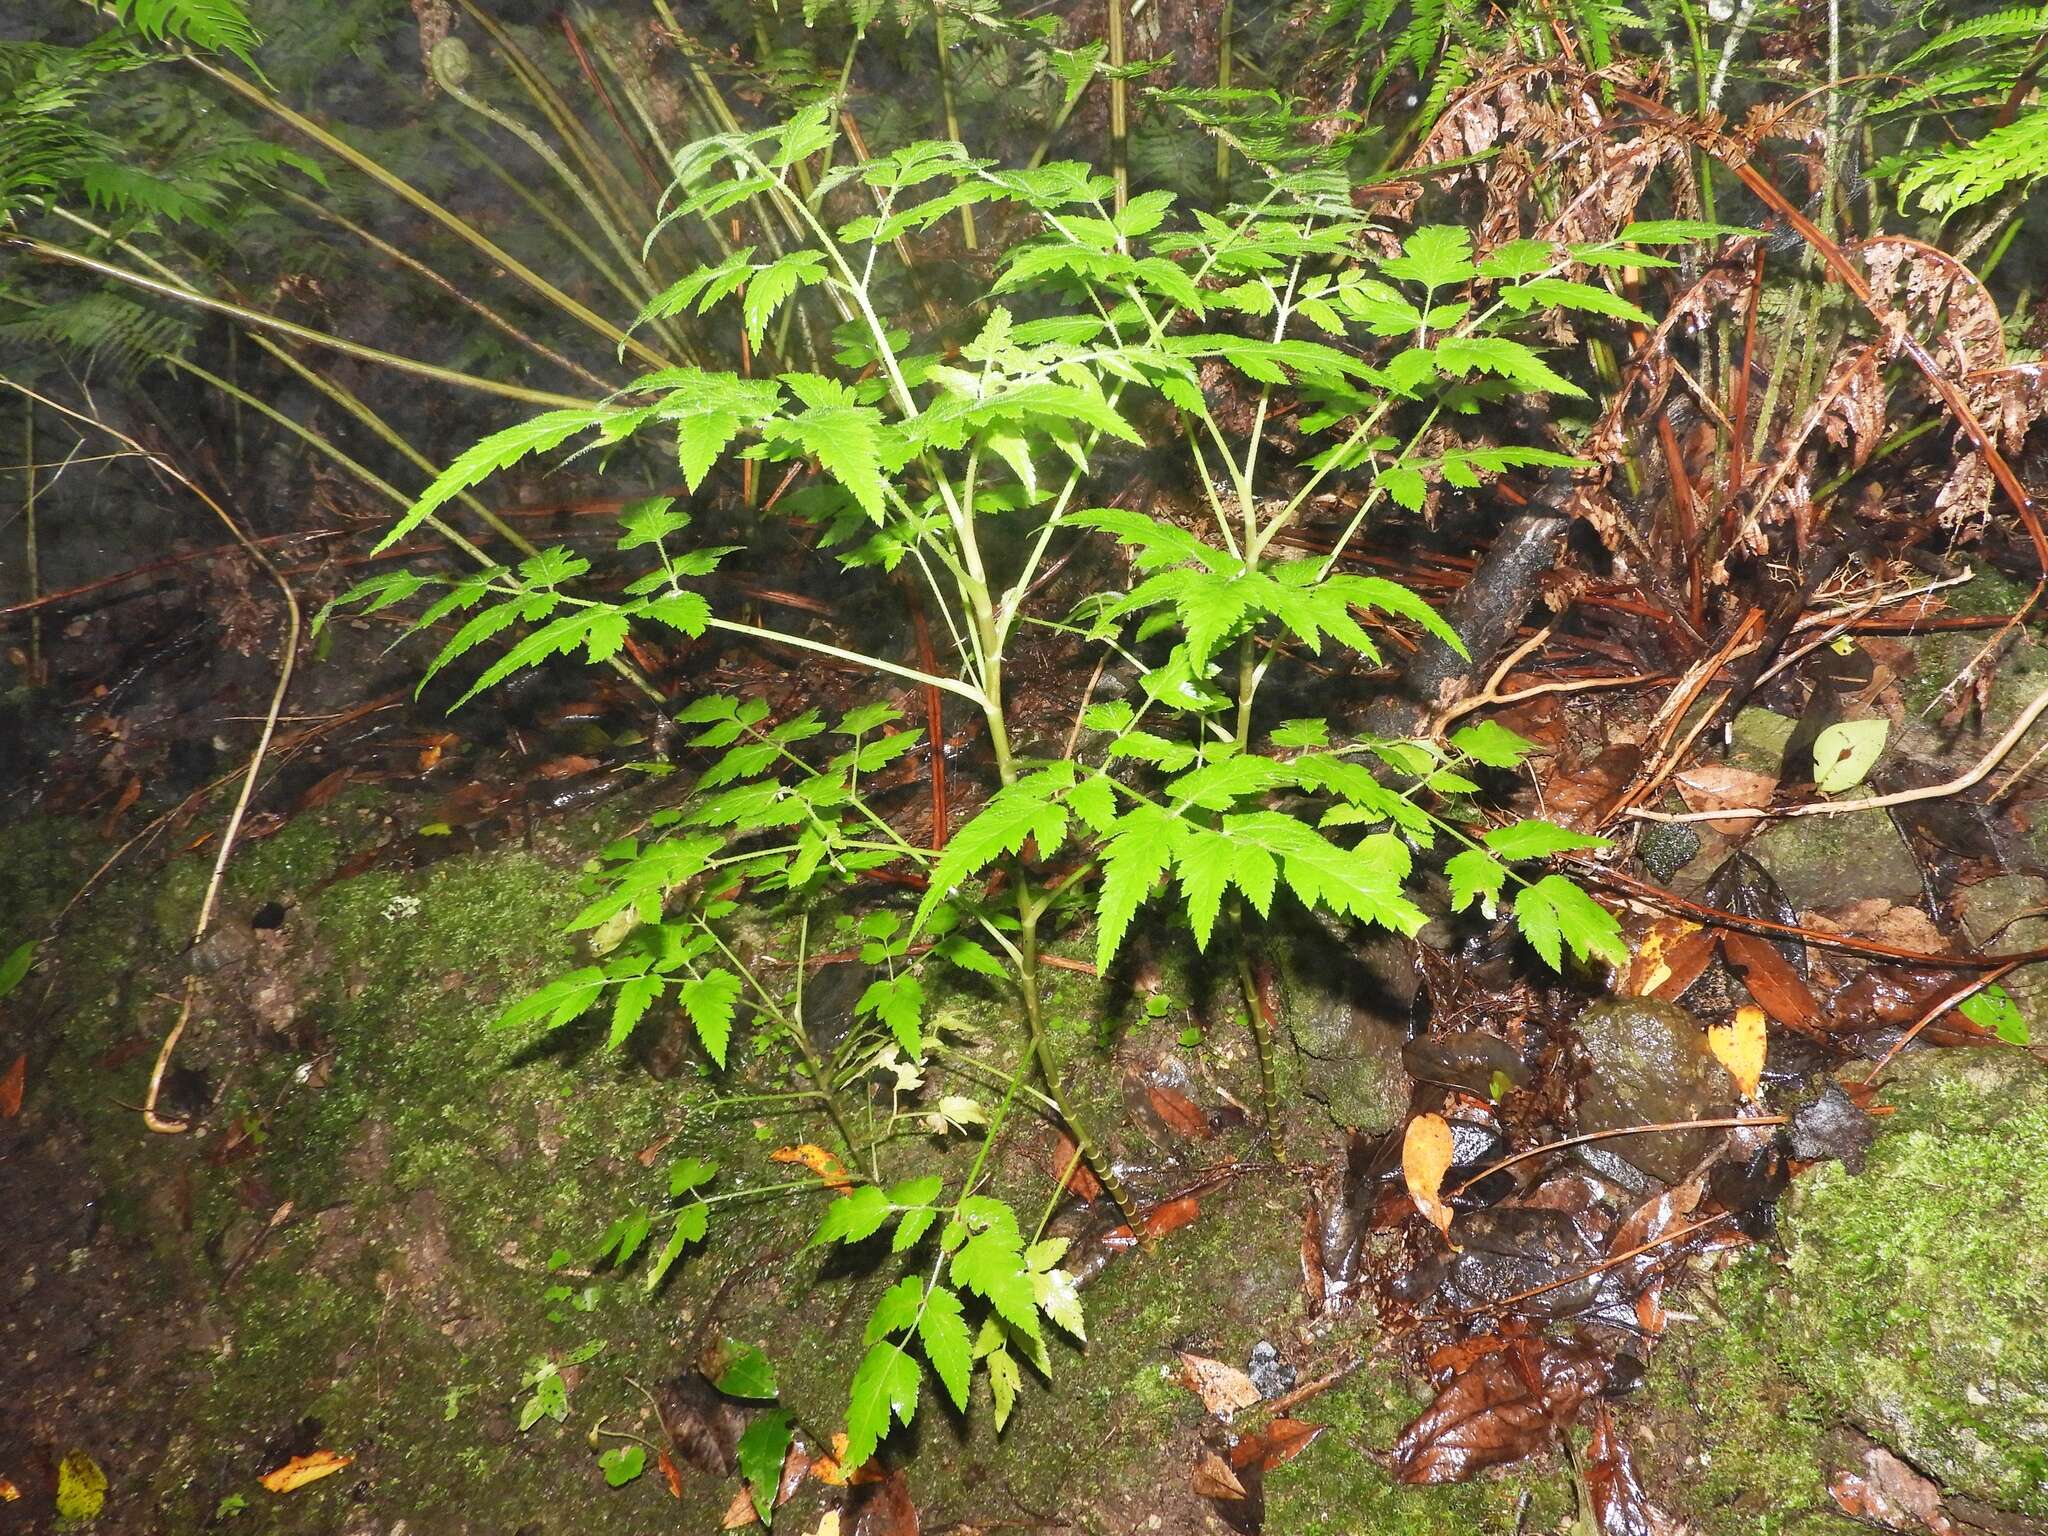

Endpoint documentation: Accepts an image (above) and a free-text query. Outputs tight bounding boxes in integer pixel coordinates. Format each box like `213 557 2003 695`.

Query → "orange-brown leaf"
1229 1418 1325 1472
1050 1131 1103 1203
1721 932 1822 1032
770 1143 853 1192
0 1052 25 1118
1191 1450 1249 1501
1147 1084 1212 1139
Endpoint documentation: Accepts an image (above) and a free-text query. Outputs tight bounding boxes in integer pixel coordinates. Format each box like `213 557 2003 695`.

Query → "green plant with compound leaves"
322 100 1675 1482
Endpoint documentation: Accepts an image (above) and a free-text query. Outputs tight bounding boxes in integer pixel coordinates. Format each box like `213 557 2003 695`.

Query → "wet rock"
1636 820 1701 882
1956 874 2048 1020
1404 1032 1529 1099
1247 1340 1295 1400
1774 1048 2048 1515
1573 999 1732 1185
1277 921 1413 1132
1786 1084 1875 1173
1745 809 1925 913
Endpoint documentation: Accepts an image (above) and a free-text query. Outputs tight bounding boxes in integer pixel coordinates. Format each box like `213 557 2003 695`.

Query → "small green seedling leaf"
1959 984 2030 1045
0 940 35 1000
1813 718 1887 793
599 1445 646 1486
715 1341 779 1399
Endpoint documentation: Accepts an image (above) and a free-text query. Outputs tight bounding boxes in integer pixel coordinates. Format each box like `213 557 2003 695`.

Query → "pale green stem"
433 58 692 360
449 128 648 314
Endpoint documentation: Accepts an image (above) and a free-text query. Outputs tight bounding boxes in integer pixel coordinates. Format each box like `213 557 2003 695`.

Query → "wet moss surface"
6 789 2048 1534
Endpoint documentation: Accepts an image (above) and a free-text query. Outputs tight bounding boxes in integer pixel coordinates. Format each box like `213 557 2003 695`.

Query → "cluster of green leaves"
811 1186 1080 1467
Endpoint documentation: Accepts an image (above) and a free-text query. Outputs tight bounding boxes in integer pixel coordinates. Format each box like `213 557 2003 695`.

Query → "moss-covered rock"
1640 1255 1866 1536
1767 1048 2048 1513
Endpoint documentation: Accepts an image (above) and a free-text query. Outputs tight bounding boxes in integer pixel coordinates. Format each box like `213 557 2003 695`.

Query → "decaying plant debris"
3 1 2048 1532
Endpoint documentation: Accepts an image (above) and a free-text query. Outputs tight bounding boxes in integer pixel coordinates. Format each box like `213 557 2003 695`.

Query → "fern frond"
0 292 194 382
1899 105 2048 211
110 0 260 64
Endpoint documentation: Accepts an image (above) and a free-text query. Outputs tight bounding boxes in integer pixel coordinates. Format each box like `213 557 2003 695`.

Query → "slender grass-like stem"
12 236 594 410
283 190 616 393
190 55 674 371
21 401 41 685
1106 0 1128 214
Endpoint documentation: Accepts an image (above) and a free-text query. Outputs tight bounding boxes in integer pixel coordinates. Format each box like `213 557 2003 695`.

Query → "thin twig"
3 382 302 1135
1628 676 2048 824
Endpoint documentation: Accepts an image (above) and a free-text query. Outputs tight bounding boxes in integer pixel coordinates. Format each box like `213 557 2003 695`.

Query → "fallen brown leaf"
536 754 602 780
656 1448 683 1500
1586 1402 1683 1536
1147 1083 1211 1138
1402 1113 1458 1246
1050 1131 1103 1202
1190 1450 1249 1500
1721 932 1822 1032
1673 763 1779 835
1228 1418 1325 1472
1394 1334 1613 1483
0 1053 24 1117
848 1466 919 1536
1626 917 1704 996
101 776 141 837
294 767 354 811
1177 1352 1263 1419
721 1485 758 1528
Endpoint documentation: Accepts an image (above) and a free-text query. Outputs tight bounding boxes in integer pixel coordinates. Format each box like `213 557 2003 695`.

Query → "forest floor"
3 535 2047 1536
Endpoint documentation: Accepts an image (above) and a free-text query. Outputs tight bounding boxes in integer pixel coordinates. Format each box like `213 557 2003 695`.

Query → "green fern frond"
1899 105 2048 211
110 0 260 64
0 292 194 381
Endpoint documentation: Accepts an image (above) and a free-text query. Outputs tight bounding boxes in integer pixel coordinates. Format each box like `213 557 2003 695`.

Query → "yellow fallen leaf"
1402 1112 1459 1248
805 1515 842 1536
810 1433 850 1486
259 1450 353 1493
0 1475 22 1502
769 1143 852 1192
56 1451 106 1520
1709 1005 1767 1099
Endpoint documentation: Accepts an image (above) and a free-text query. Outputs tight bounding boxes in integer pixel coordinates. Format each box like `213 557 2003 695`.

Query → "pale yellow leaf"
1708 1005 1767 1098
55 1451 106 1520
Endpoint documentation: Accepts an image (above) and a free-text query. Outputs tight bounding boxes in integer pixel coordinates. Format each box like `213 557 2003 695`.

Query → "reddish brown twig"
1861 960 2021 1083
1574 861 2048 970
